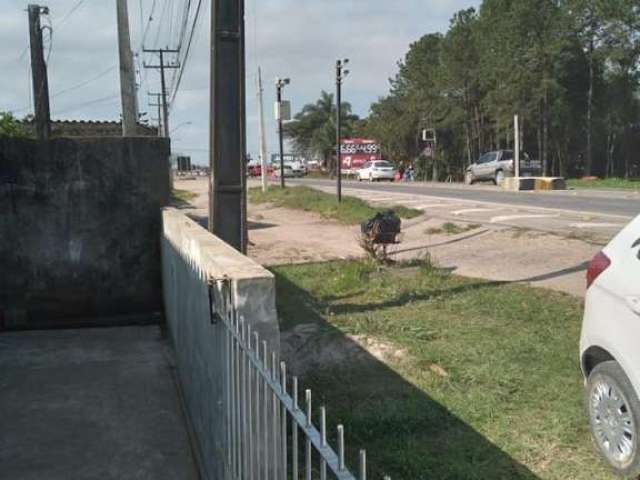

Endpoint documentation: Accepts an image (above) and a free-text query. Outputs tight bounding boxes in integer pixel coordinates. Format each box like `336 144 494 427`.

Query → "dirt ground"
174 178 598 297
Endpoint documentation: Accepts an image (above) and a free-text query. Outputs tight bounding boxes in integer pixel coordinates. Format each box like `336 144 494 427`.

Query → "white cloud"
1 0 480 165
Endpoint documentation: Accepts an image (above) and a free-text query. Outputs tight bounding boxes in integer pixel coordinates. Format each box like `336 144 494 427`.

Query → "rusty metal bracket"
208 276 231 324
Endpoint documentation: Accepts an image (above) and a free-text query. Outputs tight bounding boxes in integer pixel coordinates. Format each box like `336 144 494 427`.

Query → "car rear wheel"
587 361 640 477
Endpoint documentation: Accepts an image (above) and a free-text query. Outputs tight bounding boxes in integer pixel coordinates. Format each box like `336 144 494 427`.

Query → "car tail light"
586 251 611 289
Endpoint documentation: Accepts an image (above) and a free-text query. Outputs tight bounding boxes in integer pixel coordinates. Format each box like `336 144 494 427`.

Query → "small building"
20 119 159 138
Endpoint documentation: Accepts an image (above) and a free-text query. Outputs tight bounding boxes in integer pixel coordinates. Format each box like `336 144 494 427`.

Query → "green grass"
171 188 197 205
248 186 422 224
567 177 640 190
425 222 482 236
273 260 614 479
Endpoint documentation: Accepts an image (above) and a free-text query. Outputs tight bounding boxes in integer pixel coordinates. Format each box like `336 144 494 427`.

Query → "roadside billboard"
340 138 382 173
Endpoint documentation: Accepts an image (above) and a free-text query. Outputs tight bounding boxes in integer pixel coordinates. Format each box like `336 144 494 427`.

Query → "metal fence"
211 279 391 480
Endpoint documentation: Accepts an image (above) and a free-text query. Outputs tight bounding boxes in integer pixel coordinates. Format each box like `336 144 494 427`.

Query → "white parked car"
358 161 397 182
288 161 307 177
273 164 294 178
580 214 640 476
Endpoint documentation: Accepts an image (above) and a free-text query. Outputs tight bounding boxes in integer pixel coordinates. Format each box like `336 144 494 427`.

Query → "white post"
257 67 268 192
514 114 520 179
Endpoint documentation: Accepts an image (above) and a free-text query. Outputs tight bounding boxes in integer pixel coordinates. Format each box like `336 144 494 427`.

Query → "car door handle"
627 296 640 315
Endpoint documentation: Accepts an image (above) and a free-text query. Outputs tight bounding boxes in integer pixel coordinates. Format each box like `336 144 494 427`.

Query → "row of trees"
366 0 640 179
285 0 640 180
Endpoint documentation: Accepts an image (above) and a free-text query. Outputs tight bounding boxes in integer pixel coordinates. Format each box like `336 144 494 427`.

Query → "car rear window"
375 161 393 168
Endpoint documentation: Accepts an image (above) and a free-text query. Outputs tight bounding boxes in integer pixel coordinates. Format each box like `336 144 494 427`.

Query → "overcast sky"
1 0 479 165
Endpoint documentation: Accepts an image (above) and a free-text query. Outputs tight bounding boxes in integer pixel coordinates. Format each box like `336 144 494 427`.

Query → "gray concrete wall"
0 137 170 328
161 208 279 480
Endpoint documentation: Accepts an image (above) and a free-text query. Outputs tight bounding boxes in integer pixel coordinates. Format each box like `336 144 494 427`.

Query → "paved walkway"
0 326 199 480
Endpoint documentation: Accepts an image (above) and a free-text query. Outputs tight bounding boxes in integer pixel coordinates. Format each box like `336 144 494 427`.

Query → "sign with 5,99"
340 140 380 155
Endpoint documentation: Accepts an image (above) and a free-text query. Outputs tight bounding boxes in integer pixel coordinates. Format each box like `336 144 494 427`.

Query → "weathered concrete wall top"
161 208 279 480
0 137 170 328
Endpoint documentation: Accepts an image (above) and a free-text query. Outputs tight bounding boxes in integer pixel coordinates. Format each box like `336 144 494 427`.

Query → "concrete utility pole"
143 48 179 138
209 0 247 252
28 4 51 141
257 67 268 192
116 0 138 136
335 59 349 202
275 77 290 189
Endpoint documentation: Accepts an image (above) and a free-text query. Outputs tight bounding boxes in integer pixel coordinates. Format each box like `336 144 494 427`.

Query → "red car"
247 164 273 177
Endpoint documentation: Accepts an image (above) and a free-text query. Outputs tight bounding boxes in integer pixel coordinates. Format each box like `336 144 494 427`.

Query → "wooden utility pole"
257 67 268 192
28 4 51 141
143 49 179 138
116 0 138 136
148 92 163 136
209 0 246 252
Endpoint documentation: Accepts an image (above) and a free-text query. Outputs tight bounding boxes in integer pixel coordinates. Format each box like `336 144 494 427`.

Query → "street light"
276 77 290 189
336 59 350 202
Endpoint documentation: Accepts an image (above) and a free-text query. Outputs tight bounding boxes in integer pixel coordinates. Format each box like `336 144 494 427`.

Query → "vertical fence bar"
320 407 327 480
235 313 242 478
225 306 232 473
338 425 345 471
262 341 269 480
253 332 261 480
280 362 288 480
241 319 249 480
292 377 299 480
359 450 366 480
271 352 278 479
231 311 238 478
305 389 312 480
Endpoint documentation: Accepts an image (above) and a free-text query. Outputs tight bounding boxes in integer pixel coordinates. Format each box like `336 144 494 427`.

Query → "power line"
10 64 118 114
52 93 120 116
153 0 169 49
169 0 203 107
53 65 117 98
58 0 88 28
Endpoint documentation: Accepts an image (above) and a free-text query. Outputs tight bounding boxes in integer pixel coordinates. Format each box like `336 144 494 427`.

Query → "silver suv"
465 150 542 186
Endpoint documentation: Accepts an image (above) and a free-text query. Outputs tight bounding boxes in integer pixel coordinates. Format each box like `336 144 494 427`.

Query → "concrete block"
502 176 567 191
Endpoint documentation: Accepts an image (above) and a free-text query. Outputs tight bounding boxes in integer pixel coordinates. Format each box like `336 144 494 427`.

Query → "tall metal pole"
277 82 285 189
209 0 246 252
116 0 138 136
28 4 51 141
335 59 349 202
336 61 342 202
514 115 520 179
257 68 268 192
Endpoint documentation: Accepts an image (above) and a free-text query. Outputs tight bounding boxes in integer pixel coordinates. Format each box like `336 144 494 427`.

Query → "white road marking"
415 203 464 210
569 222 625 229
453 208 503 216
490 214 560 223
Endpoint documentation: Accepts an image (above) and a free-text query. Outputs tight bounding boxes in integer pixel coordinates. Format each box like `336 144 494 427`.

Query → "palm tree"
284 91 359 172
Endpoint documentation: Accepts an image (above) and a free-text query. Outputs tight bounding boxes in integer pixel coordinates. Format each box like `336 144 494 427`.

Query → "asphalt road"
293 178 640 219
